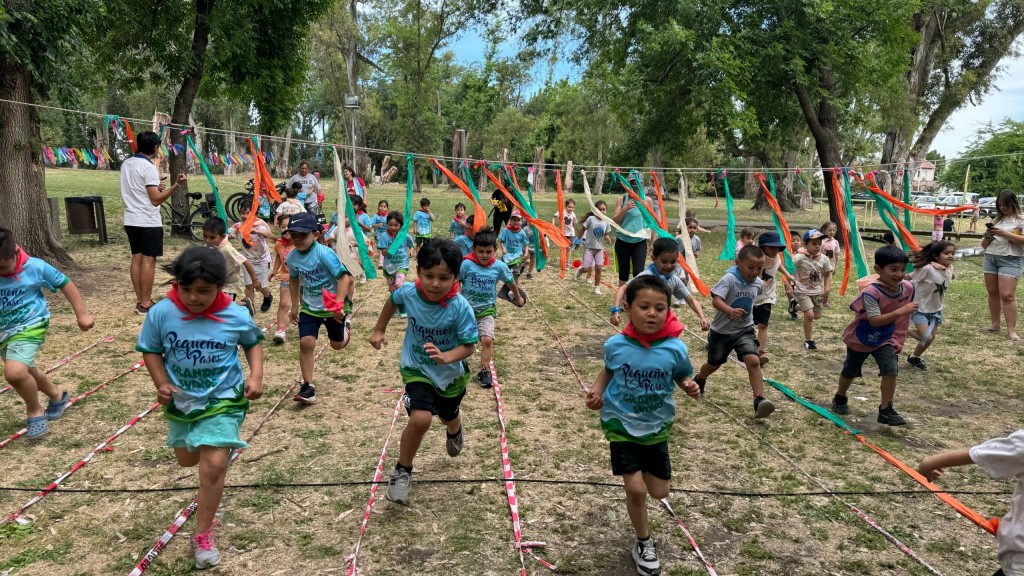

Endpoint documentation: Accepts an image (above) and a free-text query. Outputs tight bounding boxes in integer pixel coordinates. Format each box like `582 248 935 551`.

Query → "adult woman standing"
612 176 651 286
343 165 367 199
981 190 1024 341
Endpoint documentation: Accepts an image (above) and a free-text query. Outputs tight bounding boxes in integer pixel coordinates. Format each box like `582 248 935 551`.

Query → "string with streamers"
755 172 796 274
718 169 737 259
675 170 701 293
650 171 669 229
579 170 647 240
459 163 488 234
336 147 376 279
830 170 855 295
433 159 486 235
840 169 870 279
860 172 921 253
522 169 548 272
480 165 569 268
902 168 912 229
105 115 136 153
184 133 227 222
388 155 415 257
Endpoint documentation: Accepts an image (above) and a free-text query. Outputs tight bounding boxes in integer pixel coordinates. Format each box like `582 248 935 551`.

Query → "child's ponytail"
910 240 955 270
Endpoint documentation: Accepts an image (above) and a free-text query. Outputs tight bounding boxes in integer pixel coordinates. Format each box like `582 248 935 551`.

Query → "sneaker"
788 297 798 318
446 426 464 457
478 369 493 388
594 286 602 295
293 382 317 404
804 340 817 350
272 330 286 344
192 522 221 569
260 293 273 313
631 537 661 576
241 298 256 317
573 267 584 281
831 394 849 415
526 272 533 279
758 353 769 366
907 355 927 370
754 396 775 419
135 302 153 315
45 391 70 420
387 467 412 505
878 404 907 426
694 375 707 397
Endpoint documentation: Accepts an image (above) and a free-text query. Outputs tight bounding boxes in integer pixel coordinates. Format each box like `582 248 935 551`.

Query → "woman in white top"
981 190 1024 340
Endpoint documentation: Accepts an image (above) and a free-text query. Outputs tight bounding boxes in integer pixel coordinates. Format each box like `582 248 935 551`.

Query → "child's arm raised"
142 353 177 405
423 342 474 366
586 368 611 409
59 281 94 331
369 298 397 350
242 344 264 400
918 449 973 482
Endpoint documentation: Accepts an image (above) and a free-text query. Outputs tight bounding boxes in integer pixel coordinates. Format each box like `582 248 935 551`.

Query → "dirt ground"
1 182 1020 575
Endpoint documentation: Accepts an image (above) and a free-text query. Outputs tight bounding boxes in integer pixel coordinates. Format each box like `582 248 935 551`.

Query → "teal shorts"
166 411 248 452
0 338 44 368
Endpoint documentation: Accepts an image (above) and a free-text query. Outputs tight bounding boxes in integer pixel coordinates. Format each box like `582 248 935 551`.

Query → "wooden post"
451 129 467 186
565 161 574 192
595 165 606 195
532 147 544 194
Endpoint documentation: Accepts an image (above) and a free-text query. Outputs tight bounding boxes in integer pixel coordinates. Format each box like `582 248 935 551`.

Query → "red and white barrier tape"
3 398 160 524
344 393 405 575
0 329 133 395
0 360 146 450
659 499 718 575
490 360 556 573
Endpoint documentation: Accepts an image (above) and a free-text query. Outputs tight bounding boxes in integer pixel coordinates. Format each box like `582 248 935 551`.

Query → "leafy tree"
938 120 1024 196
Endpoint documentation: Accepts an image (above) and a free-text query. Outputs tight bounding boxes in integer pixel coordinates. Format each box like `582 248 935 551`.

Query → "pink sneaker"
192 521 221 569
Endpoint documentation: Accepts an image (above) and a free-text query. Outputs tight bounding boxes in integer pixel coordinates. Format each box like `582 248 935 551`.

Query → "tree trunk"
168 0 215 234
276 125 294 178
752 150 802 211
564 161 574 192
649 146 666 193
0 57 73 266
794 77 843 227
743 157 757 199
881 10 939 167
451 129 467 187
533 146 545 194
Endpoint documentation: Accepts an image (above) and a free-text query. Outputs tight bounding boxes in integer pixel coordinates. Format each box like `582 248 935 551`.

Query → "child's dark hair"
564 199 575 207
821 220 837 231
202 216 227 236
286 183 301 198
582 200 607 223
737 244 765 261
875 245 910 268
420 197 431 207
685 209 697 219
349 194 366 211
910 240 955 269
417 238 462 275
454 202 466 211
377 199 389 209
164 246 227 287
739 226 757 239
652 237 680 258
0 227 16 260
136 131 160 155
387 211 403 226
473 228 497 248
882 230 896 245
625 274 672 306
684 217 698 227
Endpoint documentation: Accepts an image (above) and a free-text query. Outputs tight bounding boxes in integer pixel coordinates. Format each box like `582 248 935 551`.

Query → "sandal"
1010 333 1021 342
979 327 1000 333
45 391 70 420
26 416 48 440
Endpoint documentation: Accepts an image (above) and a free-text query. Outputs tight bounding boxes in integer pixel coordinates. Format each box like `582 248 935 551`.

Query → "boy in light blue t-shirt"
586 275 699 576
370 238 478 506
498 211 529 282
459 227 523 388
453 215 476 257
412 197 435 251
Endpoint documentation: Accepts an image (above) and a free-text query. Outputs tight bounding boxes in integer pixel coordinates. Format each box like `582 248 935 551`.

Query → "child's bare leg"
480 336 493 370
594 266 602 287
911 323 935 356
622 472 651 538
441 413 462 435
802 310 814 340
695 362 721 382
6 360 51 418
836 376 855 397
174 447 201 467
756 325 768 354
276 286 291 332
742 355 765 397
244 284 255 302
880 375 897 407
299 336 317 383
195 446 229 533
397 409 433 468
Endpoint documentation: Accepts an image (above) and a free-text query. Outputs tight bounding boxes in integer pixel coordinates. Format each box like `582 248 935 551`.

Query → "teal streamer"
764 378 860 435
460 165 483 204
767 173 796 274
902 169 912 230
841 170 869 278
344 192 377 279
389 155 415 256
718 169 737 260
185 135 227 222
500 166 546 271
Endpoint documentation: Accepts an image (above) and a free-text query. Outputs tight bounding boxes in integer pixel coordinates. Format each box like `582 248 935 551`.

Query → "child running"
587 274 699 576
285 212 353 404
792 229 833 349
830 245 917 426
370 239 479 505
575 200 608 294
905 241 955 370
820 221 841 307
136 246 264 569
449 202 468 238
459 228 524 387
454 215 476 257
412 197 435 251
787 230 803 320
202 217 264 316
0 228 93 439
378 211 416 318
554 199 578 270
228 217 275 313
269 214 295 344
371 200 390 267
499 210 530 284
693 245 776 418
919 430 1024 576
753 231 792 366
610 238 710 331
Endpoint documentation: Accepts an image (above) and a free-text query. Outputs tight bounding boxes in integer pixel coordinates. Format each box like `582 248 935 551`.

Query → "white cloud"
930 56 1024 158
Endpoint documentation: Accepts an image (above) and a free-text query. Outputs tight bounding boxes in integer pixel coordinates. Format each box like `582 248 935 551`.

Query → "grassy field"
0 167 1018 575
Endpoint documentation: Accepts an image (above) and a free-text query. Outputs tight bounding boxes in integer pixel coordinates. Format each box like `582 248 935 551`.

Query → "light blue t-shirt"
600 334 693 444
357 212 373 234
709 267 764 334
499 227 529 264
136 299 264 422
370 213 389 244
454 235 474 257
449 218 466 237
413 210 433 237
635 263 691 301
390 283 479 396
0 257 69 344
286 243 349 318
459 259 514 318
378 233 415 275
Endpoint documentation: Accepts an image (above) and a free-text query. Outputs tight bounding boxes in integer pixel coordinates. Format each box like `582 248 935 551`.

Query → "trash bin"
64 196 108 244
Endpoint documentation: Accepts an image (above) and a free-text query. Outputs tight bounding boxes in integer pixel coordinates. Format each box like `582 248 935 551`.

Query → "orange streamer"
556 169 566 279
123 120 136 154
649 172 668 229
755 173 795 255
831 170 853 295
431 159 486 235
854 172 974 217
480 165 569 252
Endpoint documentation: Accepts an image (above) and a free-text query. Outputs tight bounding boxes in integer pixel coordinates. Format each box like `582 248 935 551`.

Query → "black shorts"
609 441 671 480
753 303 773 327
298 311 345 342
415 235 429 248
404 380 465 422
841 345 898 379
707 327 760 366
124 226 163 257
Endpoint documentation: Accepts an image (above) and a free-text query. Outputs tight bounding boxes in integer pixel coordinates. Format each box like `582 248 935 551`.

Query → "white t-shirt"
120 155 161 228
754 254 782 306
986 215 1024 258
969 430 1024 572
555 211 578 237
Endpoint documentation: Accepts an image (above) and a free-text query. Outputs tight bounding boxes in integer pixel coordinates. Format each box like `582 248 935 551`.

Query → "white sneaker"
632 537 661 575
192 523 221 569
593 286 602 295
273 330 286 344
573 267 584 281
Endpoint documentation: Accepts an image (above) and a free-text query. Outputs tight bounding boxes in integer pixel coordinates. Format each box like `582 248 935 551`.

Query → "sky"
450 31 1024 161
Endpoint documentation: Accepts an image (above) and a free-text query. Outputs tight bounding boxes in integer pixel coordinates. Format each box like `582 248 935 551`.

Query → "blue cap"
285 212 320 233
803 228 827 242
758 231 786 248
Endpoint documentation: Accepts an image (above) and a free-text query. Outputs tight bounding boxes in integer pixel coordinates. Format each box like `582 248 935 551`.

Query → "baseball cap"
286 212 320 234
757 231 786 248
510 209 523 218
803 228 827 242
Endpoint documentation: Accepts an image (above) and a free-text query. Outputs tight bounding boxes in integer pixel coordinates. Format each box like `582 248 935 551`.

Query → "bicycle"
225 179 282 223
160 192 219 241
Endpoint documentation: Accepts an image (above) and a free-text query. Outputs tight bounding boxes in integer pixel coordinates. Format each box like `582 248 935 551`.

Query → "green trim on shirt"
400 365 472 398
164 395 249 423
600 417 673 445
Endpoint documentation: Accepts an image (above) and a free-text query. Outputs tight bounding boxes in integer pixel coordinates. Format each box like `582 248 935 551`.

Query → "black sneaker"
878 404 907 426
754 396 775 419
260 293 273 313
293 382 317 404
804 340 817 350
478 369 493 388
446 426 463 457
907 356 927 370
631 537 661 576
135 302 153 315
694 376 706 397
831 394 849 415
788 297 798 319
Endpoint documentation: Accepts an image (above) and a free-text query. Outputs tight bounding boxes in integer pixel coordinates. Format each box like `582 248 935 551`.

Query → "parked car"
978 197 997 217
913 195 940 209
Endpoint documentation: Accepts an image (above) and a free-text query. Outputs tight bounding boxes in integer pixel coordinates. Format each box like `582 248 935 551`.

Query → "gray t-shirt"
287 174 320 206
710 269 764 334
677 234 701 256
632 266 691 302
582 216 608 251
910 264 953 313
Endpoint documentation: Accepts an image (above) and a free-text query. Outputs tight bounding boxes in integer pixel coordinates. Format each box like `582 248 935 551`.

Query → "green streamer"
767 173 796 274
841 170 869 278
185 135 227 222
902 168 912 230
499 167 546 271
765 378 860 435
389 155 415 257
718 170 737 260
460 165 483 205
344 194 377 279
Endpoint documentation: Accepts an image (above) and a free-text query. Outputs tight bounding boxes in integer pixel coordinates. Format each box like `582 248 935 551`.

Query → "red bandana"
506 222 522 233
167 283 233 322
322 287 347 313
464 253 494 267
1 246 30 280
415 279 461 308
377 209 389 217
622 310 685 348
